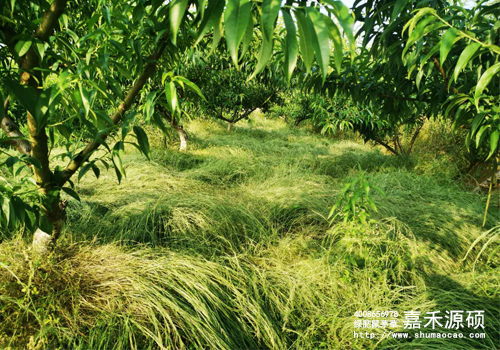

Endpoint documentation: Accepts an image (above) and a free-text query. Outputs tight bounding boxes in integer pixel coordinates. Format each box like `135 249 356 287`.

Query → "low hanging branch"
218 91 277 124
60 39 169 186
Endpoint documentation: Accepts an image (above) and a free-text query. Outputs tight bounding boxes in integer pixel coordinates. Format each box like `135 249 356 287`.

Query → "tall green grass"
0 115 498 349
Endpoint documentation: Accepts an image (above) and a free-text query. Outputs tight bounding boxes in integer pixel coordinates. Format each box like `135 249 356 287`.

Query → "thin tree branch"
373 138 399 155
406 118 426 155
216 114 233 123
234 91 277 123
59 39 169 186
432 57 458 94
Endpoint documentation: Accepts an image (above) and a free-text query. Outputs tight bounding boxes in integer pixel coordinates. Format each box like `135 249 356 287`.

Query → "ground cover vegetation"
0 0 499 349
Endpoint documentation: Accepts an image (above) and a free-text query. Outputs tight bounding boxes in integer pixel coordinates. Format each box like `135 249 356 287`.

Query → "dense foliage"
0 0 354 239
180 52 280 130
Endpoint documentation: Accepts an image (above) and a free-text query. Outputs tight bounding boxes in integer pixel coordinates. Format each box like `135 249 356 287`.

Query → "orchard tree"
268 88 315 125
180 50 281 131
0 0 355 249
305 0 498 221
395 1 500 222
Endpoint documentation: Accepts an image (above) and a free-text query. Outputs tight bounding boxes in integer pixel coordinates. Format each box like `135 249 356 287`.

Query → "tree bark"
406 119 425 155
176 127 188 151
60 40 168 186
15 0 69 248
227 122 233 132
1 97 32 154
171 118 188 151
374 138 399 155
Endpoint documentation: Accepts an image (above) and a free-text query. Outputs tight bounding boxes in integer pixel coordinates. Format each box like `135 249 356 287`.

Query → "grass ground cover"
1 115 498 349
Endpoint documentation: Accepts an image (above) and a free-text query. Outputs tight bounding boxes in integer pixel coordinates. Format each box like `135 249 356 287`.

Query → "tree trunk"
33 228 52 255
406 120 425 155
174 126 188 151
32 198 67 252
227 122 233 132
169 116 188 151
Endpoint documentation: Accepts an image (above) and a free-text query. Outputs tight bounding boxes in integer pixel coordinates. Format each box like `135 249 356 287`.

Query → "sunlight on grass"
1 115 498 349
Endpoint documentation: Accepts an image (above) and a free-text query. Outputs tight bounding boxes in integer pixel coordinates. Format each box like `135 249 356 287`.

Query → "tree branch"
244 91 276 119
432 57 458 94
59 40 169 186
406 118 426 155
374 138 399 155
233 91 277 124
1 96 32 154
216 114 233 123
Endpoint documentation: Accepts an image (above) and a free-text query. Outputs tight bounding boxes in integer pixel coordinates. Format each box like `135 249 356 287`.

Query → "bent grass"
0 116 498 349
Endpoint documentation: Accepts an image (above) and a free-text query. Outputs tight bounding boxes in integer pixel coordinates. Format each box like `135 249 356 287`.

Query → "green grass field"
1 115 499 349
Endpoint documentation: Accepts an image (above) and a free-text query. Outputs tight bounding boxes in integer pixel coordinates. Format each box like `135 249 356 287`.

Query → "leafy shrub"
328 167 385 224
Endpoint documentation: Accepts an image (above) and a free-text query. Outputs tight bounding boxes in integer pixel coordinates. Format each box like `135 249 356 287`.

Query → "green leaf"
21 156 42 169
133 126 151 160
0 196 10 226
240 14 253 59
195 0 225 45
91 164 100 179
112 141 126 183
475 125 489 148
487 129 499 160
295 10 314 73
196 0 207 20
62 187 81 202
11 197 25 226
78 83 90 118
306 8 330 82
35 41 46 61
175 76 206 100
144 91 158 121
170 0 189 45
224 0 252 67
403 7 436 36
323 14 343 73
4 78 37 117
78 163 93 182
453 43 480 82
470 112 487 136
249 14 274 80
403 16 436 58
35 87 58 129
331 1 355 57
165 81 178 113
440 28 458 66
109 39 130 59
261 0 281 41
15 39 32 57
5 157 19 175
391 0 409 22
475 62 500 107
416 66 424 90
210 16 223 55
420 42 440 67
282 10 298 84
